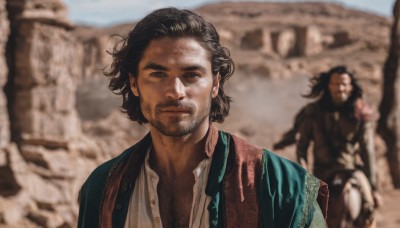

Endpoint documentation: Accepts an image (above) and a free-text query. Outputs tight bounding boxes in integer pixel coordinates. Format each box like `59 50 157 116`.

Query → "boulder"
27 209 64 228
19 169 65 206
20 145 75 179
0 191 32 225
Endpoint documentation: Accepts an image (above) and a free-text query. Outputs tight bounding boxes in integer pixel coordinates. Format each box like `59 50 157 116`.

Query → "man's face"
129 37 219 137
328 73 353 105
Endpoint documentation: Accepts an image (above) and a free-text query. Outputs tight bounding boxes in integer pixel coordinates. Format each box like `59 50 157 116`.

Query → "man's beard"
150 111 209 137
139 93 213 137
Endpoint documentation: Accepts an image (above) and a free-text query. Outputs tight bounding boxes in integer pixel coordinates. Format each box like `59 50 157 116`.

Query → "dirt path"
376 189 400 228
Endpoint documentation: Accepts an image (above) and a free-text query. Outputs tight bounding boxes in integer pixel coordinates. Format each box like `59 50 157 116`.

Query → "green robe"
78 129 328 228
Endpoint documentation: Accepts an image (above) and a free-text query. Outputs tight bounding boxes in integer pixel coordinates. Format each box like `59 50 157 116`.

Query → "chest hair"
157 174 195 228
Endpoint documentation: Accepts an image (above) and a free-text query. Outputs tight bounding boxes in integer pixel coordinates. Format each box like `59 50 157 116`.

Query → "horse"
326 170 376 228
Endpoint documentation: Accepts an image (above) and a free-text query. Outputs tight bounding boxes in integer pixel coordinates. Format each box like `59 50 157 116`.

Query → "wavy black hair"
303 65 363 118
104 7 235 124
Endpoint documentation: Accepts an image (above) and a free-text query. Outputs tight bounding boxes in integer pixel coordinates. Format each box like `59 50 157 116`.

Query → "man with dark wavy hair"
78 8 327 228
274 66 382 227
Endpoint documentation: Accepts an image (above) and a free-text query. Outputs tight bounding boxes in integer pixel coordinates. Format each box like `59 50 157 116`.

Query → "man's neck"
148 122 210 178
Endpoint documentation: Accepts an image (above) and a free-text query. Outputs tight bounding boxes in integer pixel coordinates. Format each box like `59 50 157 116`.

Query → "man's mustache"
156 100 195 112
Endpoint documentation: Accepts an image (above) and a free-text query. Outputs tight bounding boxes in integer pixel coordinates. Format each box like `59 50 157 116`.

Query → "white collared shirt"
124 149 212 228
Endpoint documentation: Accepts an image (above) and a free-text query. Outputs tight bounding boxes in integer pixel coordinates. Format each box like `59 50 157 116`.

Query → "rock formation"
0 0 9 150
1 0 86 227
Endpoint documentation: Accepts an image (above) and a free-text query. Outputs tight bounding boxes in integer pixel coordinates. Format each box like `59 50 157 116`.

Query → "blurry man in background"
275 66 382 227
78 7 328 228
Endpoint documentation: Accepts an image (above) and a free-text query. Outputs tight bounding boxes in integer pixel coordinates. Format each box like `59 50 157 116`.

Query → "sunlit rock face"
0 0 10 149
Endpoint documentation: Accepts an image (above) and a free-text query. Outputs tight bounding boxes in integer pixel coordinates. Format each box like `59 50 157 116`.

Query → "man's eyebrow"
143 63 168 71
143 63 207 73
182 65 207 73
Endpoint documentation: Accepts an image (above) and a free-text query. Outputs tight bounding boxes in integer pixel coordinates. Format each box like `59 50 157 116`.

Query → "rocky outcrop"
13 21 81 145
240 25 324 58
0 0 85 227
0 0 10 149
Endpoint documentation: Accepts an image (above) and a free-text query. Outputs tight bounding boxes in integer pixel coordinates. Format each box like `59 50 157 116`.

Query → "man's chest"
157 176 194 228
124 155 213 228
316 112 361 141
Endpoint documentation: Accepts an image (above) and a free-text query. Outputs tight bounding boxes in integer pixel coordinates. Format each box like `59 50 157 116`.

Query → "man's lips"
156 101 195 114
160 108 191 113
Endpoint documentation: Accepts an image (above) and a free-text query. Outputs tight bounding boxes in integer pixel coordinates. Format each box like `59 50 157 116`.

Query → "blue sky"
63 0 394 27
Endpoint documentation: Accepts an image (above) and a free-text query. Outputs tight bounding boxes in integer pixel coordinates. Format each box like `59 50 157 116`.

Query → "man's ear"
212 73 220 98
129 73 139 96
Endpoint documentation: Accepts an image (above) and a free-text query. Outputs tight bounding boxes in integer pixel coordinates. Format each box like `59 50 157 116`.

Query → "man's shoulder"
91 147 133 177
228 133 263 159
260 149 322 195
302 102 320 115
77 145 136 227
77 134 152 227
228 132 307 176
261 149 324 218
80 133 151 191
262 149 307 177
218 130 327 225
293 102 320 125
79 145 135 195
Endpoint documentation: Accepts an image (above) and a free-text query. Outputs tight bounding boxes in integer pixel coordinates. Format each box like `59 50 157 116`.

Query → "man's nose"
165 77 185 100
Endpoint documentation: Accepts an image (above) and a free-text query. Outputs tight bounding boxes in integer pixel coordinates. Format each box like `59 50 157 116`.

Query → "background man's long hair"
303 65 364 120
